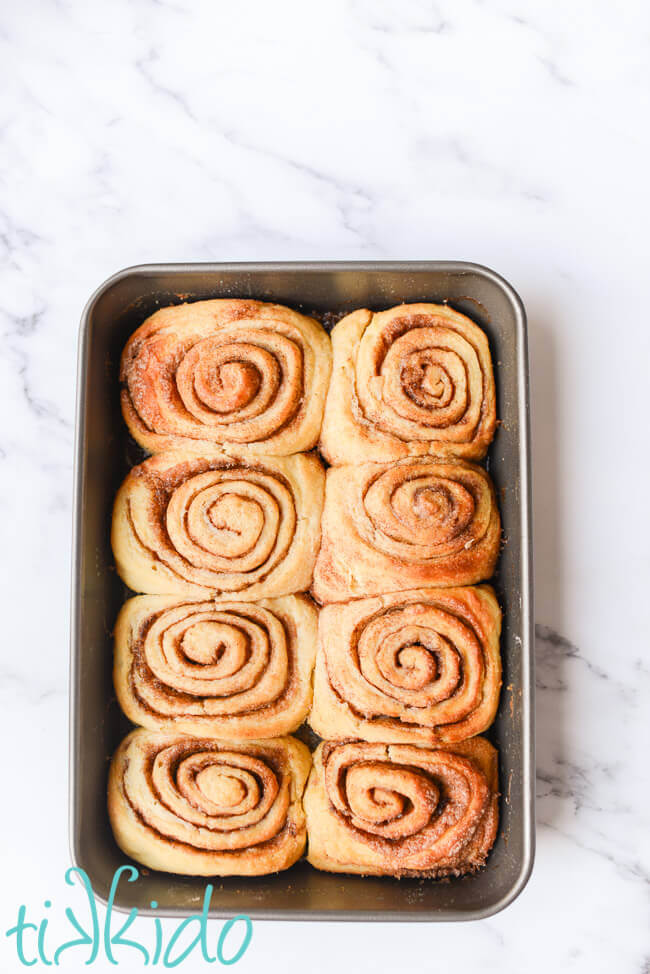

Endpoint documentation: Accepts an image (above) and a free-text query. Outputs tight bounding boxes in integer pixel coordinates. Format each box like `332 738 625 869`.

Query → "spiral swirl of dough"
108 730 311 876
114 594 317 738
310 586 501 745
112 448 324 599
304 739 498 877
358 460 496 563
312 459 500 603
320 303 496 464
121 299 332 455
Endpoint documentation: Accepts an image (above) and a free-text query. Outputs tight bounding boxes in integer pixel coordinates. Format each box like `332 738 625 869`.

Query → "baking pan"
70 261 534 921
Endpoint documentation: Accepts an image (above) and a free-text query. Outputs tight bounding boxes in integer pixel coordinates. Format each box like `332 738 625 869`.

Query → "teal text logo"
5 866 253 967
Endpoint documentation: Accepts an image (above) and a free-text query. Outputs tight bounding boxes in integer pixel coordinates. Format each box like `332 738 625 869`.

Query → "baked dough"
320 303 496 464
121 299 332 455
108 729 311 876
112 447 325 598
114 594 317 738
305 737 498 877
312 458 500 603
309 585 501 745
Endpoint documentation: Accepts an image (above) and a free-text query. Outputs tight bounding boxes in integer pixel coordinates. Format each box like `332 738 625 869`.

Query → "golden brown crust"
304 738 498 877
310 586 501 745
121 299 332 455
111 446 325 599
311 459 500 603
108 729 311 876
320 304 496 464
115 594 318 738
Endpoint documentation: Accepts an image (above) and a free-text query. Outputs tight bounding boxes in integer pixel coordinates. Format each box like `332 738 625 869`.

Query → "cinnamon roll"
311 459 500 603
111 447 325 598
114 594 317 738
304 738 498 877
320 303 496 464
310 586 501 745
121 299 332 455
108 730 311 876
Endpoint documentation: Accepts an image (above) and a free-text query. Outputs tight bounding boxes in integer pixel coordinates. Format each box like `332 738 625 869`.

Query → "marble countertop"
1 1 648 971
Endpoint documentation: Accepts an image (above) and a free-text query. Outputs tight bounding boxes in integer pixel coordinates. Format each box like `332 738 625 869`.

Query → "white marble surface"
1 0 649 971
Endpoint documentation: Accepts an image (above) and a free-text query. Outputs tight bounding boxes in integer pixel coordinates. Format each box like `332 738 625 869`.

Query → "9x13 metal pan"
70 261 534 921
